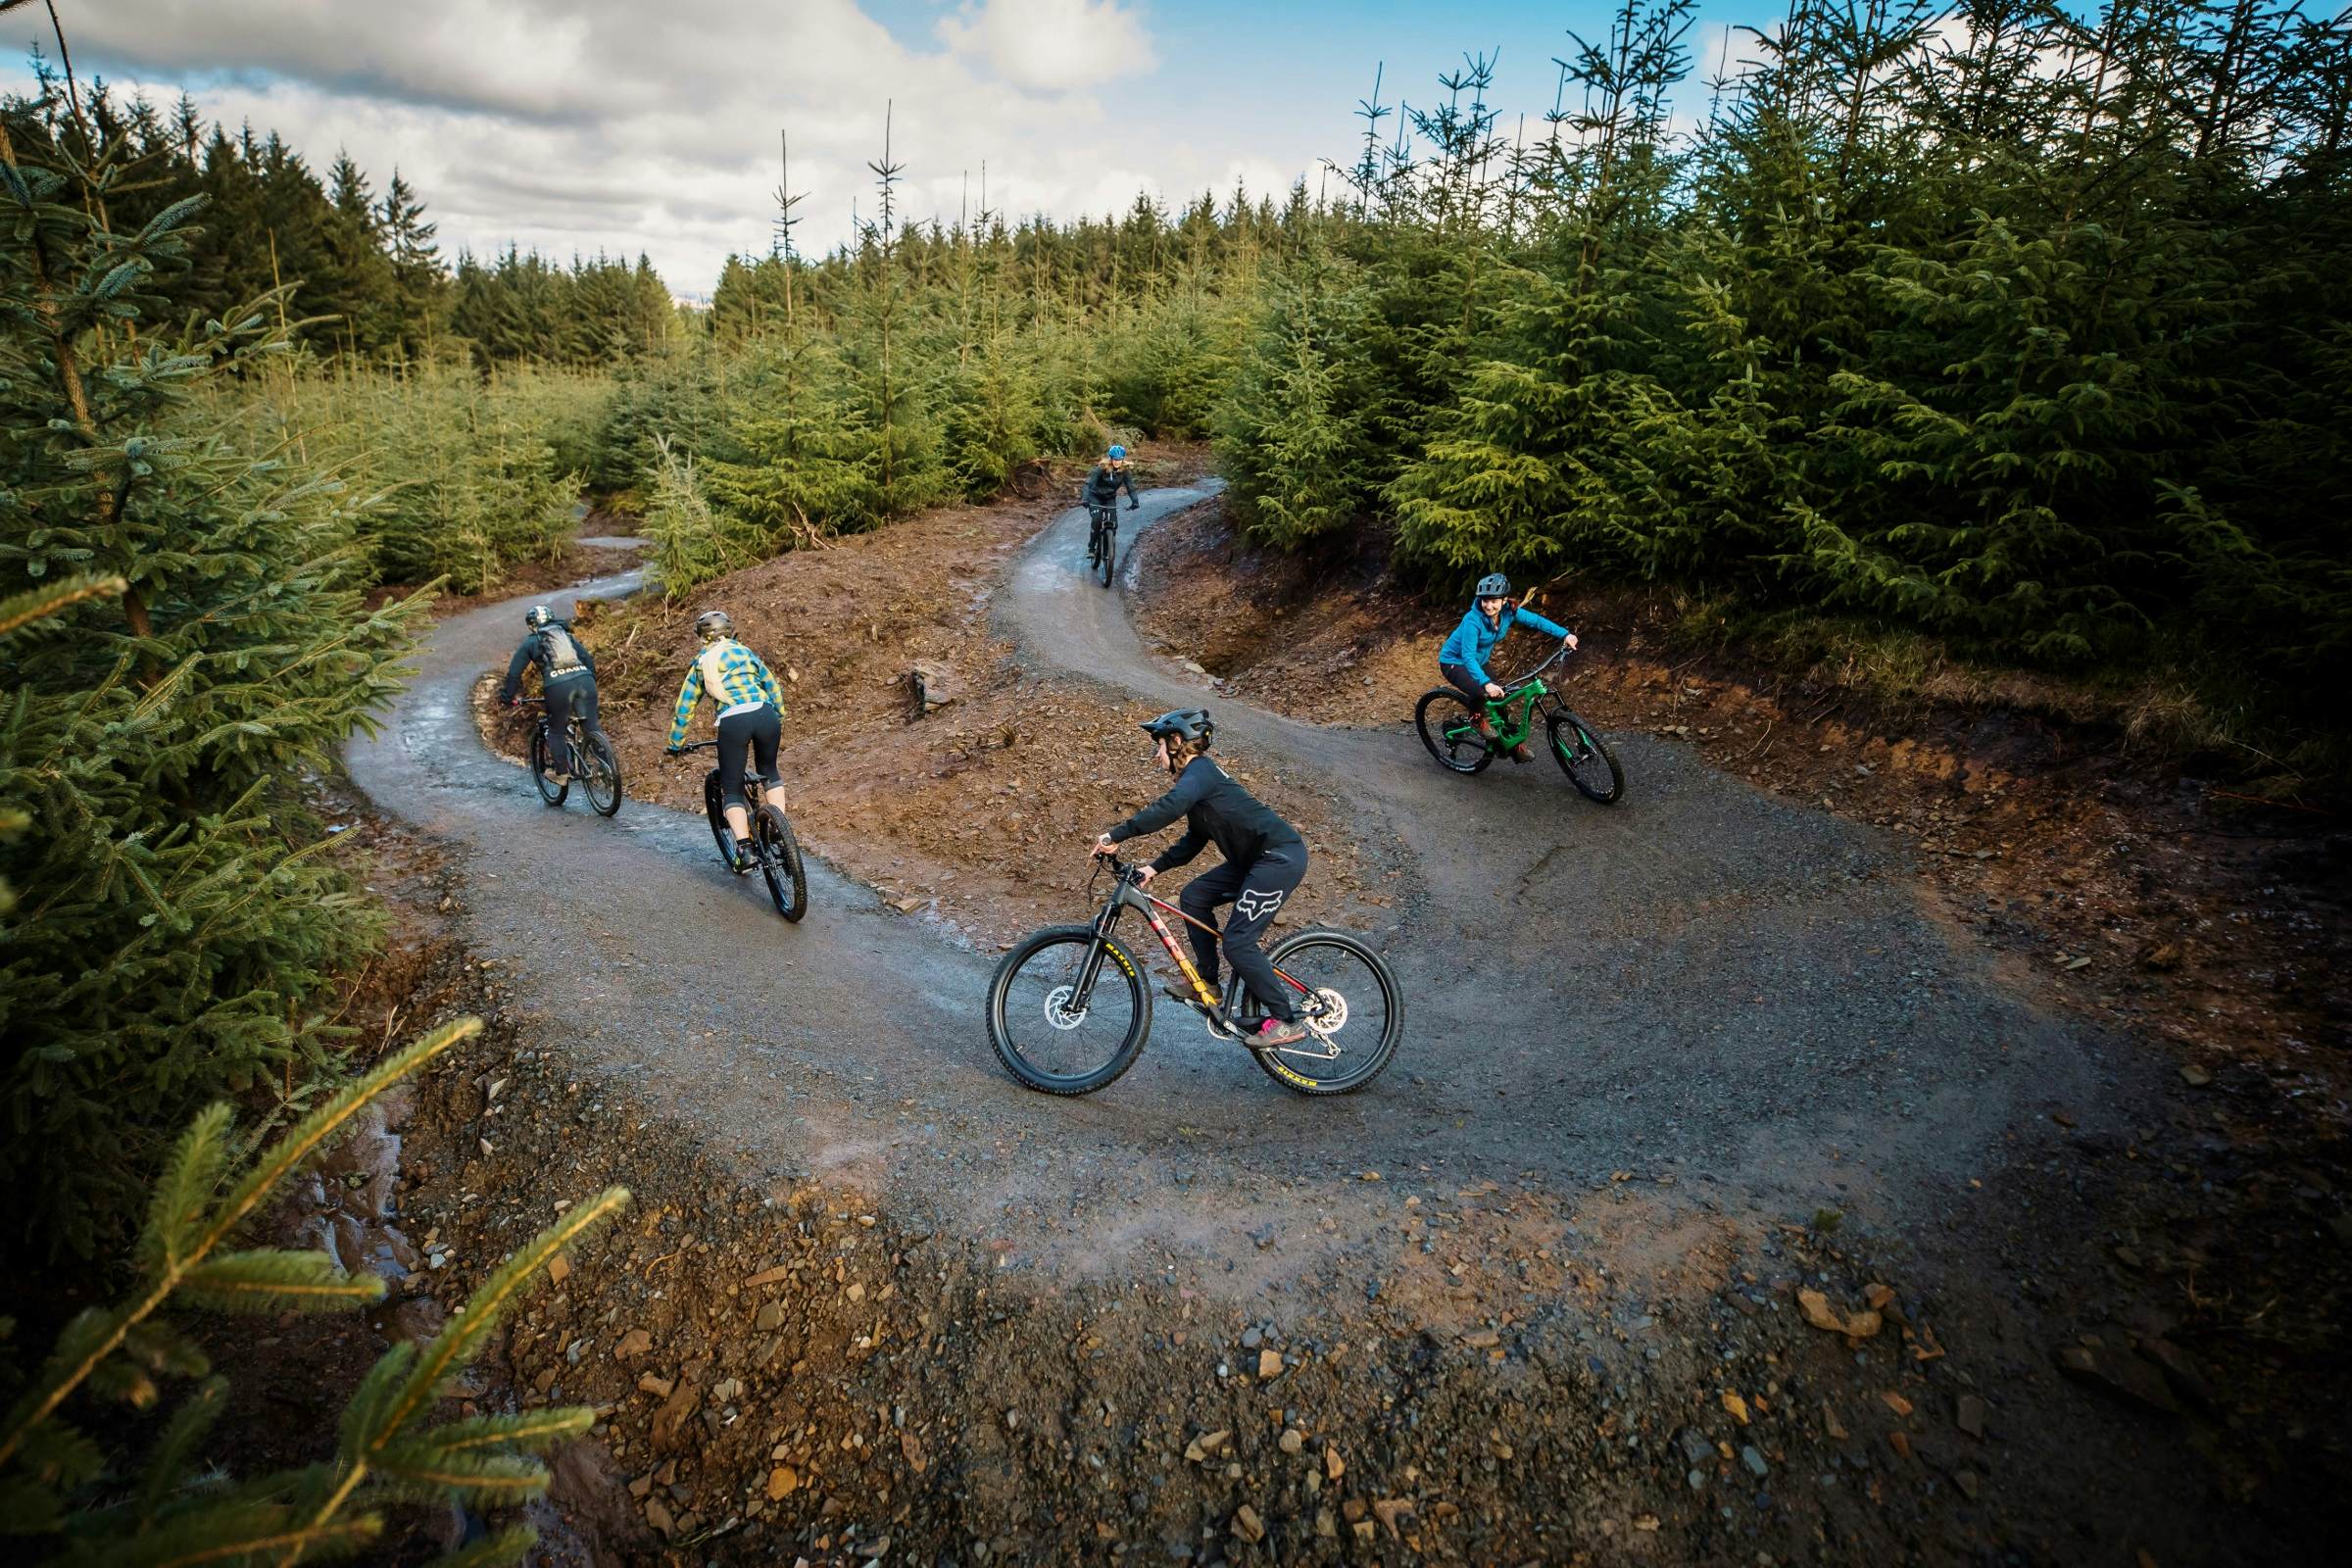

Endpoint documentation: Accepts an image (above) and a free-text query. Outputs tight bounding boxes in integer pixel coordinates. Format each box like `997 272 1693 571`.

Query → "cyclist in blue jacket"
1438 572 1578 761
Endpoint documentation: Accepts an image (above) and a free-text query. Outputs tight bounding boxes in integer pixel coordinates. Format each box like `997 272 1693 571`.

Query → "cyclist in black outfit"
1092 708 1309 1049
1080 444 1142 514
500 605 599 779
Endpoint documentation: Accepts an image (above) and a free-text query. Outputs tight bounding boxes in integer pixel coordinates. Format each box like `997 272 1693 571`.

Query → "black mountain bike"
985 852 1402 1097
519 697 621 816
1084 504 1119 588
669 740 808 921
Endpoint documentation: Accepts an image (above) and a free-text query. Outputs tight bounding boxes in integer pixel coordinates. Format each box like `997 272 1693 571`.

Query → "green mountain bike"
1414 640 1625 802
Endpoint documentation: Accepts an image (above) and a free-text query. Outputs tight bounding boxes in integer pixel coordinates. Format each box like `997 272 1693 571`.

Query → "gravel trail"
346 490 2107 1271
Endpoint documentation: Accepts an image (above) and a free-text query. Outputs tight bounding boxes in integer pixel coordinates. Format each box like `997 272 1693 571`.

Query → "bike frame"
1461 644 1577 752
675 738 782 812
518 696 586 761
1077 855 1317 1039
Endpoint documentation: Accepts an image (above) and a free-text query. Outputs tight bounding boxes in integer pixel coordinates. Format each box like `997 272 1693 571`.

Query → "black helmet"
1140 708 1213 747
1473 573 1511 601
695 609 733 641
524 604 553 628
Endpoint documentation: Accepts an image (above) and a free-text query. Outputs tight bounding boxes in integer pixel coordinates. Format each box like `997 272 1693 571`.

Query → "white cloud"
29 0 1240 291
935 0 1152 94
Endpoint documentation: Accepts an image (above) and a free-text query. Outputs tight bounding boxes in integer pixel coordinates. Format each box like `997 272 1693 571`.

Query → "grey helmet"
1140 708 1214 747
1473 573 1511 602
695 609 734 641
524 604 554 628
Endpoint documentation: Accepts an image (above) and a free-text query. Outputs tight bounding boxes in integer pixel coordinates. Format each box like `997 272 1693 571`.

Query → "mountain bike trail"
1002 487 2109 1222
345 491 2111 1269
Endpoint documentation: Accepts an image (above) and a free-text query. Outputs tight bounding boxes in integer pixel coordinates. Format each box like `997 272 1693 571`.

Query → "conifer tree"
0 1015 629 1567
0 101 419 1251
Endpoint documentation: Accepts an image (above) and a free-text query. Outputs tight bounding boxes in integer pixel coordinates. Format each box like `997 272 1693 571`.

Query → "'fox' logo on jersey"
1236 888 1286 923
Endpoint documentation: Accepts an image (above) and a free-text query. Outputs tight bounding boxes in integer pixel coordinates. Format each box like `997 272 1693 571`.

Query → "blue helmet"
1106 444 1127 461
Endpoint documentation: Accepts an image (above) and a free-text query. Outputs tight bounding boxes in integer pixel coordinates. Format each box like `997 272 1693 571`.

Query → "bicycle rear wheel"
581 730 622 816
1414 688 1494 774
987 927 1151 1095
756 803 808 922
1241 930 1402 1096
1547 710 1624 803
704 774 743 872
529 726 568 806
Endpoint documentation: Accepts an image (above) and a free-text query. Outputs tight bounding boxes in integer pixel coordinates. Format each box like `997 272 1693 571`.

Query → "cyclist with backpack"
500 604 601 781
662 610 787 871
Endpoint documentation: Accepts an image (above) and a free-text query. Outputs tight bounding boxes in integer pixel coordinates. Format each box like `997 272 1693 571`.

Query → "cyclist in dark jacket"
500 605 600 779
1092 708 1309 1048
1080 444 1141 512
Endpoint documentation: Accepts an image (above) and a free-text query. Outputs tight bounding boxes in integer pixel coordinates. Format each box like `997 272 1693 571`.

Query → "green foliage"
238 363 593 593
1 75 680 373
647 435 767 599
450 248 682 369
1290 0 2351 736
0 1015 632 1567
1217 245 1378 548
0 122 422 1253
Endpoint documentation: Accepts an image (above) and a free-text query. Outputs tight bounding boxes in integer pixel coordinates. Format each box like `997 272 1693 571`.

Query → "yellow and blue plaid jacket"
665 638 785 749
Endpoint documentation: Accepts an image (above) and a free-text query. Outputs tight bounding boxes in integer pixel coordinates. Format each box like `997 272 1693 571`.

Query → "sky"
29 1 1772 298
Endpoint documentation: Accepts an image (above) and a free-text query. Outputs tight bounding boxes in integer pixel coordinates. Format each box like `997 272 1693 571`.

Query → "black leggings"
709 705 781 810
541 672 599 772
1441 662 1494 707
1176 845 1308 1023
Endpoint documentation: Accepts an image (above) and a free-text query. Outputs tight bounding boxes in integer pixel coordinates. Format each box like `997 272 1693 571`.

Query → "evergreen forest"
0 1 2345 1559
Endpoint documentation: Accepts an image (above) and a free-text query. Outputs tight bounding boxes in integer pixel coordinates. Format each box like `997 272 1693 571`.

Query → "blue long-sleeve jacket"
1438 604 1568 687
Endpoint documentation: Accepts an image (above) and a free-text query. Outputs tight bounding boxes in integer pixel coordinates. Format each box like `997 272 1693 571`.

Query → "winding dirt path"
347 489 2114 1275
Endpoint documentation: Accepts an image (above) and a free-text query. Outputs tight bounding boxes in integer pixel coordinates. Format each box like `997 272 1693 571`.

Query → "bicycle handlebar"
1090 848 1147 887
1494 638 1579 689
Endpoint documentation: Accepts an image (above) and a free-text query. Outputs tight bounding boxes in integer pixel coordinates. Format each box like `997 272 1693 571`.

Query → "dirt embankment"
480 465 1395 949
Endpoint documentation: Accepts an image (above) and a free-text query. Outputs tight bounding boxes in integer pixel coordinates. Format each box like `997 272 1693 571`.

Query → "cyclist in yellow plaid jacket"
663 610 786 869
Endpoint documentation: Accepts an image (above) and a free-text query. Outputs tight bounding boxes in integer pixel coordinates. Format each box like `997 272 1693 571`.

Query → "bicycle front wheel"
1244 930 1402 1096
1414 688 1494 775
1547 710 1624 803
529 726 568 806
757 804 808 922
987 927 1151 1095
582 730 622 816
1099 519 1117 587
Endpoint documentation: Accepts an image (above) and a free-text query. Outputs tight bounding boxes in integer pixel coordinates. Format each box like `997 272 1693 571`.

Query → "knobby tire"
530 726 568 806
1238 929 1403 1096
1547 711 1624 803
1414 688 1494 775
583 730 623 816
987 927 1152 1096
758 804 808 922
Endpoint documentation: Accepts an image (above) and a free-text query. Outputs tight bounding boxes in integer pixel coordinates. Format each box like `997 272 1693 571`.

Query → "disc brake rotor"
1042 984 1087 1032
1304 987 1349 1038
